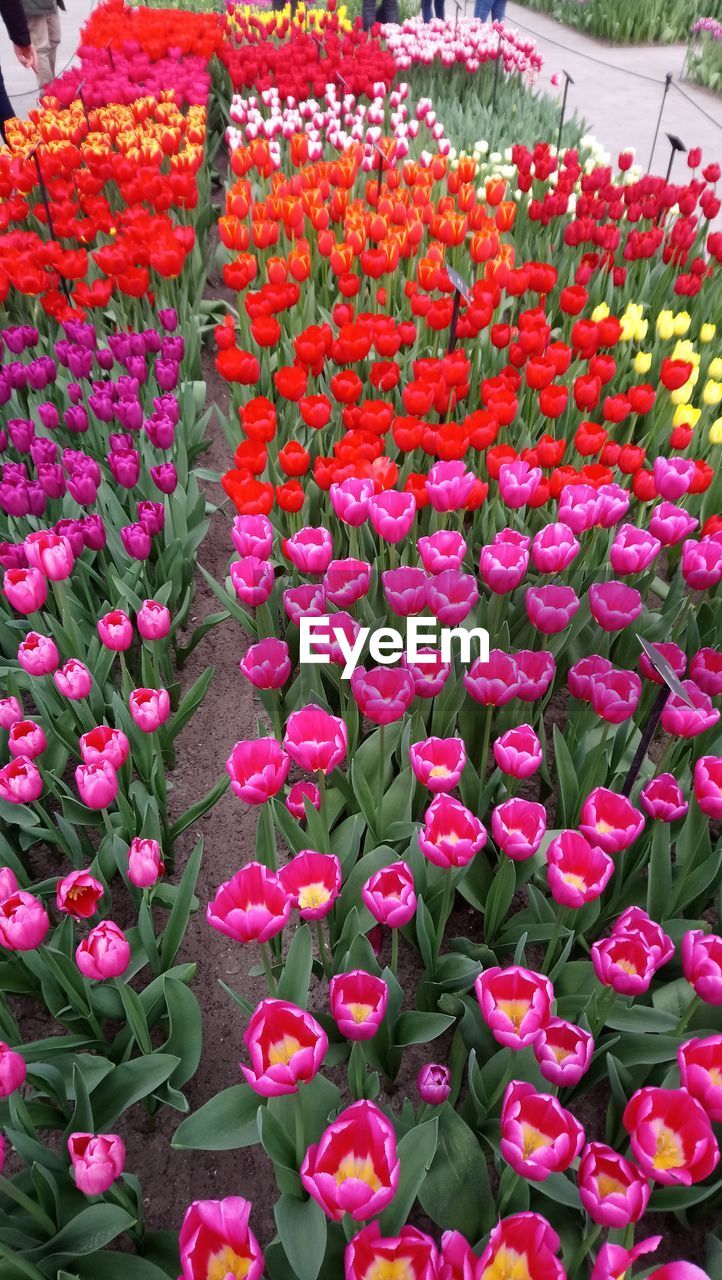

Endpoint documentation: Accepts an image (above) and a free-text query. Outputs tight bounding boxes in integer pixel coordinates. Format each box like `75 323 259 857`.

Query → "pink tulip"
427 570 479 626
592 935 659 995
525 584 579 634
76 920 130 980
54 659 92 700
403 648 451 698
683 930 722 1004
547 830 614 908
493 724 542 779
75 760 118 810
56 870 103 919
232 512 273 558
515 650 555 701
534 1018 593 1086
368 491 416 543
589 581 643 631
498 459 541 510
330 477 376 527
324 559 371 608
279 851 341 920
97 609 133 651
0 696 22 729
439 1230 481 1280
409 737 466 793
0 1042 26 1096
285 526 333 575
137 599 171 640
207 862 290 944
0 891 49 950
679 1035 722 1120
230 557 275 607
128 687 170 733
592 1240 662 1280
0 868 18 900
419 795 486 868
475 965 553 1049
417 1063 451 1104
346 1223 438 1280
8 719 46 759
648 1267 711 1280
477 1214 563 1280
623 1086 719 1185
558 483 600 532
284 705 347 774
613 907 674 965
17 631 59 675
179 1197 264 1280
3 567 47 613
690 647 722 696
579 787 645 854
577 1142 651 1227
329 970 388 1041
661 682 720 738
128 837 164 888
300 1100 399 1220
68 1132 125 1196
241 998 327 1097
610 524 661 574
79 725 129 770
285 780 320 821
531 522 579 573
500 1080 584 1180
464 651 518 707
492 798 546 861
417 530 466 574
24 530 74 580
426 460 475 512
653 456 696 499
639 641 686 683
479 539 529 594
351 666 415 726
641 773 688 821
649 501 698 546
362 861 416 928
226 738 290 804
381 566 429 616
240 638 291 690
589 668 641 723
568 655 614 701
0 756 43 804
682 537 722 590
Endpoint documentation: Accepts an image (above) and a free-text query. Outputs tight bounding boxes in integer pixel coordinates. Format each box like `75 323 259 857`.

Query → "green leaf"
73 1255 173 1280
161 840 203 970
379 1117 438 1236
483 858 516 944
647 822 672 921
553 726 578 826
117 983 152 1056
172 1084 260 1151
533 1172 582 1210
277 926 313 1007
394 1011 456 1046
29 1205 135 1263
90 1055 180 1129
167 667 215 743
274 1195 327 1280
170 776 229 842
418 1102 494 1237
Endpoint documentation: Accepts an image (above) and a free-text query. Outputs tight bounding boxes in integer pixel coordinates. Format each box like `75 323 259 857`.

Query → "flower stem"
315 920 331 980
259 942 278 995
675 992 701 1035
376 723 386 842
435 873 453 959
390 927 399 976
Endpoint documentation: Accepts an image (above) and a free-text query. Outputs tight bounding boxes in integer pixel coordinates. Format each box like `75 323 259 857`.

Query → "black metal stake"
556 70 574 156
33 150 71 301
648 73 672 171
447 289 461 354
621 686 669 797
106 39 114 68
664 131 687 184
76 80 90 126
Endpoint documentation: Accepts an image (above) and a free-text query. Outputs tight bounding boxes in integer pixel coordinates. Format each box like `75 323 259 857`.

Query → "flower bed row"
516 0 722 46
173 42 722 1280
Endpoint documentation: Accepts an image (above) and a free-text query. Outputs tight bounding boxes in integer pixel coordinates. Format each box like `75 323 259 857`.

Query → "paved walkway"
498 1 722 172
1 0 720 174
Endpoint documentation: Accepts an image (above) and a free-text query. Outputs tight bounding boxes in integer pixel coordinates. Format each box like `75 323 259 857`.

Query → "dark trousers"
0 68 15 132
422 0 445 16
362 0 398 28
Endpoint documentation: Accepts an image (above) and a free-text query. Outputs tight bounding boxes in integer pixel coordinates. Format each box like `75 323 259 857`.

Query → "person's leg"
434 0 445 17
422 0 431 20
0 68 16 134
362 0 376 27
492 0 507 19
27 15 52 87
47 6 61 79
475 0 493 19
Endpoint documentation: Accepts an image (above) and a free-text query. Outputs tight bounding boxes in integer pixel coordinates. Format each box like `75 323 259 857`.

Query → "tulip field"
4 1 722 1277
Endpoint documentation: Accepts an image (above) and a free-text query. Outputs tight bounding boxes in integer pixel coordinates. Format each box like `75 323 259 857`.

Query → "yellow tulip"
673 312 691 336
634 352 652 375
591 303 610 322
673 405 701 428
700 324 716 343
656 310 675 340
710 420 722 444
709 357 722 381
704 381 722 406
